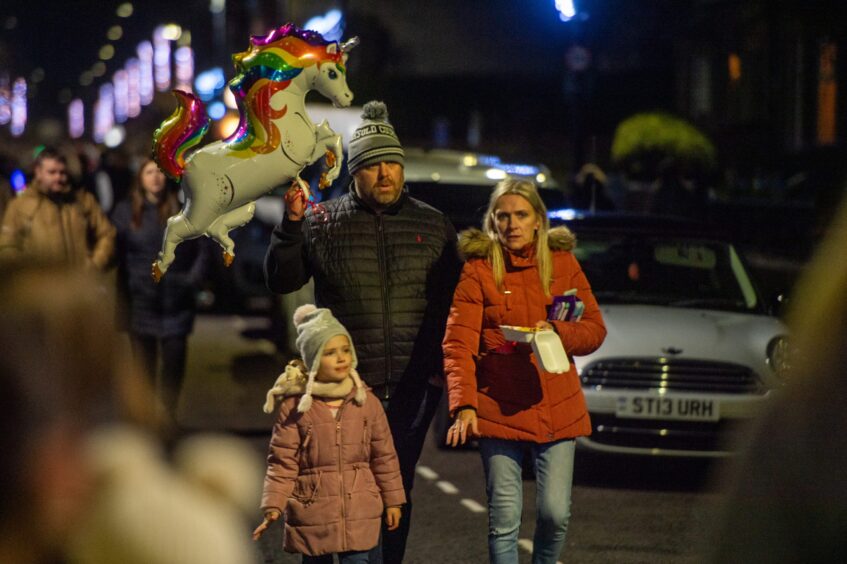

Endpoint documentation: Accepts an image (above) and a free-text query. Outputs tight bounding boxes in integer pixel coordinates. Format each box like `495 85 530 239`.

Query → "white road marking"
415 465 439 480
460 498 486 513
435 480 459 494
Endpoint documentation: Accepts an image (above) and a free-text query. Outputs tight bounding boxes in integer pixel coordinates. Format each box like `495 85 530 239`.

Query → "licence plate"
615 395 719 422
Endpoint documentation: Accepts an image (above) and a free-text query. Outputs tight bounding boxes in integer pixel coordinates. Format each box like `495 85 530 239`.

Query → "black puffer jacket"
265 188 462 400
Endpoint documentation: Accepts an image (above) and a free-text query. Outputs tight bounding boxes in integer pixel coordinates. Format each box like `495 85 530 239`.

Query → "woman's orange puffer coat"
443 226 607 443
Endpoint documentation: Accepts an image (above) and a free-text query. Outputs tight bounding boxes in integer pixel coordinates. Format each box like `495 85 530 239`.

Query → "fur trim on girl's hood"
458 226 576 259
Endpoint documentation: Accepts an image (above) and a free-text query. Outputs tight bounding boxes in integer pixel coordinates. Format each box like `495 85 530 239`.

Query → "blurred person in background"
95 148 134 214
443 179 606 564
0 260 260 564
0 175 12 219
0 151 17 219
708 197 847 562
111 157 210 422
0 146 115 270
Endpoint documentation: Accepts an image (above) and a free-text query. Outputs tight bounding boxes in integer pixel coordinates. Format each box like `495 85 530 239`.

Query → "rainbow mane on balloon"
148 23 356 282
225 24 346 157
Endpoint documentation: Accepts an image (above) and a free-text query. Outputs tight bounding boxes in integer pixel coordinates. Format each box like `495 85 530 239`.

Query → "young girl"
252 304 405 563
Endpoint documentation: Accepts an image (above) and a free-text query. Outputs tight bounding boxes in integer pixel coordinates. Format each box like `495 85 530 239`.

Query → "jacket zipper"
375 215 393 399
301 425 313 452
362 418 369 458
336 402 347 550
59 202 73 262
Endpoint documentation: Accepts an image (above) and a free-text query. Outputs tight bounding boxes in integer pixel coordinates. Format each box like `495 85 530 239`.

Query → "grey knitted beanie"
292 304 362 412
347 101 405 174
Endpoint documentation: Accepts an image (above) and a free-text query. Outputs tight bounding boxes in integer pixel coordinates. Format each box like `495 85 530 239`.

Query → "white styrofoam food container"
499 325 570 373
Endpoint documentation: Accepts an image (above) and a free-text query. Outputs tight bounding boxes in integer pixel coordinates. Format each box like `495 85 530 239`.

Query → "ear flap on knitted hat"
296 372 316 413
349 368 366 406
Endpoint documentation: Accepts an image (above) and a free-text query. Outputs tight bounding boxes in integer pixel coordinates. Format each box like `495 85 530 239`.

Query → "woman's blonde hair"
482 178 553 295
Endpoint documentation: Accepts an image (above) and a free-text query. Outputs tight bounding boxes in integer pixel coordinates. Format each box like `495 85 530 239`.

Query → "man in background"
0 146 115 269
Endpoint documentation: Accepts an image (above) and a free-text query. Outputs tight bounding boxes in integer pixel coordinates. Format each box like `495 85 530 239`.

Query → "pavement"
176 314 286 434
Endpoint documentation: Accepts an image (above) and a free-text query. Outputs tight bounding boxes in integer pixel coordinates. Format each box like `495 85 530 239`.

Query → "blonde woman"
443 178 606 563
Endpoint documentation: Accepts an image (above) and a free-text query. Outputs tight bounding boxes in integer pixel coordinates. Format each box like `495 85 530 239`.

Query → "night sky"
1 0 213 119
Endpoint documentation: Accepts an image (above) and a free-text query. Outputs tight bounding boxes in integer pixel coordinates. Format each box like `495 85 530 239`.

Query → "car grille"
587 413 746 453
580 358 764 394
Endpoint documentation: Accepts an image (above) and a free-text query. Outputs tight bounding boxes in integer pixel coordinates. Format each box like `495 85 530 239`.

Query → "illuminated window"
113 70 129 123
174 46 194 92
94 84 115 143
137 41 154 105
817 41 837 145
728 53 742 82
68 99 84 138
126 59 141 118
153 27 172 92
0 75 10 125
10 78 26 137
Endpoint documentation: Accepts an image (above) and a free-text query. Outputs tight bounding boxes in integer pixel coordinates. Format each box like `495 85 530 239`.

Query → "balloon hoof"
223 252 234 267
151 262 164 283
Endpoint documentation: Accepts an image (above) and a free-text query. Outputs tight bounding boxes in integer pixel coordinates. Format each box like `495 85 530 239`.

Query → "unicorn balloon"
150 23 357 281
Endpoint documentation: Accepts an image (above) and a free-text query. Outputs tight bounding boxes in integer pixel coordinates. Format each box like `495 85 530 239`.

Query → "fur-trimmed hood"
458 226 576 259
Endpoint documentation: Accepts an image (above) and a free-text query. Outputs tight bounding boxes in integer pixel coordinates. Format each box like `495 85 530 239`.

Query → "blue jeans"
302 548 373 564
478 438 576 564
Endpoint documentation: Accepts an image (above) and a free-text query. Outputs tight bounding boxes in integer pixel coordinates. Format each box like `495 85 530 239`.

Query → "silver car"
556 212 790 457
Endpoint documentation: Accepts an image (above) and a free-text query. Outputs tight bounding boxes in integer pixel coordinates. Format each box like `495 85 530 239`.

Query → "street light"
555 0 577 22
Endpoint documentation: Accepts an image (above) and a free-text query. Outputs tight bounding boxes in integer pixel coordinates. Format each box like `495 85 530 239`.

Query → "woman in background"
112 158 209 420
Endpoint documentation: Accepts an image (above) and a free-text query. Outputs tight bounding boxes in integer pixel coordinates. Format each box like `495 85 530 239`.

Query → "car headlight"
766 336 791 380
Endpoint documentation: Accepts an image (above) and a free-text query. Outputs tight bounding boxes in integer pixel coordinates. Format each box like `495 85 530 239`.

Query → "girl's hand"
446 408 479 447
535 320 554 332
385 506 402 531
252 510 280 540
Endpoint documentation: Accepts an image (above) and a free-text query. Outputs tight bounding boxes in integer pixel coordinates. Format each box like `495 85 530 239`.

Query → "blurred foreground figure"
709 200 847 562
0 261 261 564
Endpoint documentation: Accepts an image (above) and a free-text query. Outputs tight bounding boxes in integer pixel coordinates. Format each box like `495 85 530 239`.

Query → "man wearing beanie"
264 100 462 563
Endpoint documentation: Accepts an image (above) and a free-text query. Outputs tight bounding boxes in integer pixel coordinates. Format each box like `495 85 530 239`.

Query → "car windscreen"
407 181 567 231
573 234 764 313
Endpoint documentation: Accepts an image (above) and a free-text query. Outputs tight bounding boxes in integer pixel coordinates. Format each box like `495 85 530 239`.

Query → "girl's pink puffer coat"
261 389 405 556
